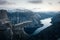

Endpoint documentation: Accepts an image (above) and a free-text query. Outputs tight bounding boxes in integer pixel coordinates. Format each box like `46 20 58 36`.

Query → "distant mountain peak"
7 8 32 13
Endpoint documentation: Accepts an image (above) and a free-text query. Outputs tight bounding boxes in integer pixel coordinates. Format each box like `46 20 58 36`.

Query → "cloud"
58 2 60 4
0 0 7 5
0 0 15 5
28 0 42 4
48 2 53 5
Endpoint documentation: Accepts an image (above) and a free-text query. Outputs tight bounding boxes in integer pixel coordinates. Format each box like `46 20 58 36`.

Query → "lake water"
32 17 52 35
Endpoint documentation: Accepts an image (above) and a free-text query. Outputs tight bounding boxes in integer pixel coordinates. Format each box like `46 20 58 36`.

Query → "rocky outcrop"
0 10 10 24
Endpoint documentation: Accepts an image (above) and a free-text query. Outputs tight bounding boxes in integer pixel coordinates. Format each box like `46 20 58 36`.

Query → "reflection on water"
32 17 52 35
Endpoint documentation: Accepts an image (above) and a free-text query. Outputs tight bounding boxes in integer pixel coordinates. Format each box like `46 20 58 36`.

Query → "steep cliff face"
0 10 11 40
0 10 10 24
0 10 10 30
0 9 43 40
0 10 8 19
51 14 60 24
8 9 43 37
0 9 31 40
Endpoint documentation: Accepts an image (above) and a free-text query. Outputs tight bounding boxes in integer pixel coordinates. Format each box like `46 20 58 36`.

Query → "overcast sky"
0 0 60 11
